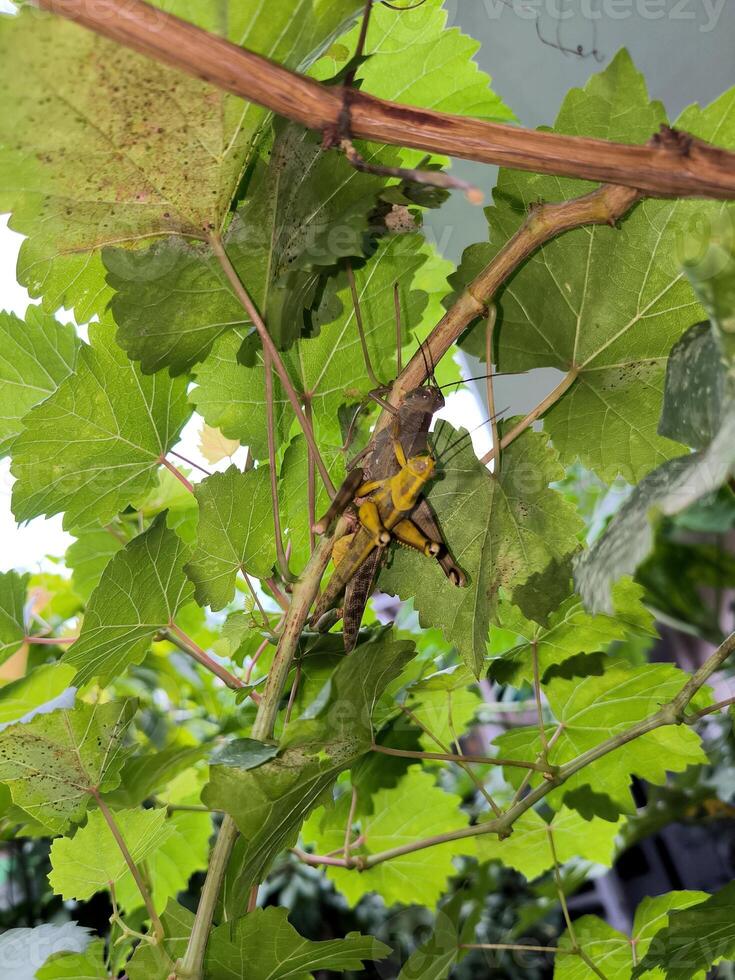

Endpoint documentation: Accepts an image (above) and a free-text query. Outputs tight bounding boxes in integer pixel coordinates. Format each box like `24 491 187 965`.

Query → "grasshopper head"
407 453 436 481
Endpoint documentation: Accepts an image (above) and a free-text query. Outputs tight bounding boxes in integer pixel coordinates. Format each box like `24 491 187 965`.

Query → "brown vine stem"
93 791 164 942
176 521 344 980
208 234 335 498
38 0 735 199
352 629 735 871
380 185 639 423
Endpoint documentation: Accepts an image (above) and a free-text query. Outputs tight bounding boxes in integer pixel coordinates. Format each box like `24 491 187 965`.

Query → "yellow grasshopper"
310 413 450 633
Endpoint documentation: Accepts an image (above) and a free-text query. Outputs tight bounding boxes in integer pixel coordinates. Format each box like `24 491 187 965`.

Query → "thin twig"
283 663 301 726
340 138 484 204
689 694 735 721
347 261 382 389
460 943 564 954
484 305 501 473
241 574 275 634
532 640 550 767
24 635 77 646
344 787 359 865
170 450 212 478
244 635 271 685
304 396 316 556
263 345 293 582
164 624 254 698
159 455 194 494
93 792 164 942
480 369 578 466
370 743 552 772
208 233 335 497
265 577 290 613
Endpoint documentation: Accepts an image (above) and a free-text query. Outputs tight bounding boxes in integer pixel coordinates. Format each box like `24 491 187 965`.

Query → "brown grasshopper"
311 381 466 649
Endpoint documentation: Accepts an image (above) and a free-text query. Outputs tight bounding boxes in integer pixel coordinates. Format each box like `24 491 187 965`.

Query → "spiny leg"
392 518 442 558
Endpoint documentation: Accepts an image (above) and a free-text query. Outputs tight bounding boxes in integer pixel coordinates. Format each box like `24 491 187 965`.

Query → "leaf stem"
163 624 251 697
263 345 294 582
484 305 501 473
208 233 335 497
370 743 552 772
93 791 164 942
480 368 578 466
24 635 78 646
159 455 195 493
170 450 212 477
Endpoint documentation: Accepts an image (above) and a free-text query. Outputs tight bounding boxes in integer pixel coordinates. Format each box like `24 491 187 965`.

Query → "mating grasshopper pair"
311 380 466 649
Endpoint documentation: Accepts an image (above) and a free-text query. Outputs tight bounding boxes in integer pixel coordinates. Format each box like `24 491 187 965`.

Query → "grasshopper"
311 381 466 649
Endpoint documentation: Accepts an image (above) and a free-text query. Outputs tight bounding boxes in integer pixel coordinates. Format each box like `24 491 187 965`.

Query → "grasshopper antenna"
436 370 526 390
416 335 438 388
347 261 383 389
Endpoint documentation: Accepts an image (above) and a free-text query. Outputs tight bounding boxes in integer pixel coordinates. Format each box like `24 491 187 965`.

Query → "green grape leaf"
104 744 207 809
36 939 109 980
495 661 710 815
64 515 193 687
314 767 472 909
126 900 194 980
556 892 710 979
632 882 735 979
0 663 76 725
489 578 656 686
405 666 482 752
0 1 362 318
0 699 134 832
577 241 735 612
203 638 415 905
10 323 190 529
453 51 735 482
184 466 275 610
107 121 397 372
115 810 211 914
380 423 584 675
206 907 390 979
190 233 437 458
0 569 28 666
0 308 79 457
477 806 623 881
65 528 125 603
48 807 174 901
